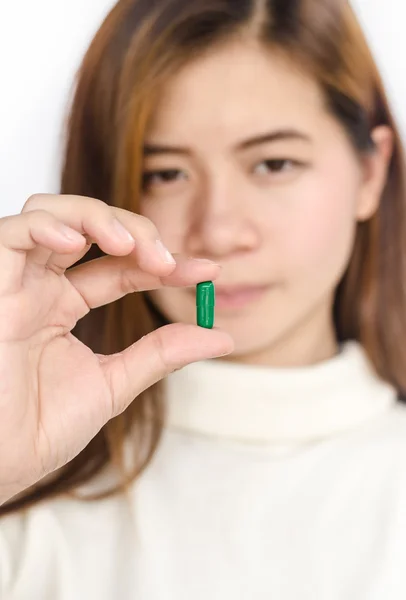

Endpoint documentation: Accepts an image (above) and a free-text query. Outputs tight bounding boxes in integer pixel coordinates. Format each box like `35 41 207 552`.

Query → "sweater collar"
165 342 397 444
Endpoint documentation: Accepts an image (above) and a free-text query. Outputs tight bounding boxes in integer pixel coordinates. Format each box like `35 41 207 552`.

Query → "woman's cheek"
284 184 359 290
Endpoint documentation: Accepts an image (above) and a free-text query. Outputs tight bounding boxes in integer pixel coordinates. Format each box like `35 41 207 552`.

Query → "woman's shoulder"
342 399 406 485
377 399 406 442
350 398 406 452
0 489 132 595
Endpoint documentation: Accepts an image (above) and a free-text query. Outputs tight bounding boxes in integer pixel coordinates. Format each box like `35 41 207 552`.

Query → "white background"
0 0 404 216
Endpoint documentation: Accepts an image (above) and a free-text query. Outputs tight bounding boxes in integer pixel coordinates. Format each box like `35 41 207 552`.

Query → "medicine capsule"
196 281 215 329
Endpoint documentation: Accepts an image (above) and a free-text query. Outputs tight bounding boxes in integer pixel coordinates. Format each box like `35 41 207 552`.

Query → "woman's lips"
214 285 270 310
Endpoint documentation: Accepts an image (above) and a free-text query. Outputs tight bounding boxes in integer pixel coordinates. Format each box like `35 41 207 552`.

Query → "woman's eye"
253 159 300 176
142 169 187 188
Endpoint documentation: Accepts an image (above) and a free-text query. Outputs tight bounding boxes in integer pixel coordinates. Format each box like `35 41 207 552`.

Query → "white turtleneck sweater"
1 342 406 599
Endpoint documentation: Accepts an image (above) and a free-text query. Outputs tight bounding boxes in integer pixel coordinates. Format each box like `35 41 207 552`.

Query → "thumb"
100 323 234 417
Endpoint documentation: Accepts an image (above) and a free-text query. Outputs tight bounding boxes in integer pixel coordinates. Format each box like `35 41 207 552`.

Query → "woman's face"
140 41 391 366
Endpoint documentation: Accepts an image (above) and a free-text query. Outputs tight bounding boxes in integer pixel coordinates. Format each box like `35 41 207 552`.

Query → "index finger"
66 255 221 309
23 194 176 275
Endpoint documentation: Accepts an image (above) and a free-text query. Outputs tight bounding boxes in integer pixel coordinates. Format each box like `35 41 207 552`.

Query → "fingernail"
156 240 176 264
112 219 135 243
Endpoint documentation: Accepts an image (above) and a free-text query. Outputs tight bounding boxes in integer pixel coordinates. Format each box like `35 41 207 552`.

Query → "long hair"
3 0 406 515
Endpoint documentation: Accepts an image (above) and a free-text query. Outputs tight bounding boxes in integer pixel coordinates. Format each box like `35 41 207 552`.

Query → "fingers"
23 194 176 274
28 236 94 274
0 194 177 294
100 323 235 418
0 211 87 294
66 255 220 309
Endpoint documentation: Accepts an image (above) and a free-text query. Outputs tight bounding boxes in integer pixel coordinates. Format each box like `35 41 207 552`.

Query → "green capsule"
196 281 215 329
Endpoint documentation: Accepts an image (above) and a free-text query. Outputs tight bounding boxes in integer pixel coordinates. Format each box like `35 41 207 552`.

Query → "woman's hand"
0 194 233 504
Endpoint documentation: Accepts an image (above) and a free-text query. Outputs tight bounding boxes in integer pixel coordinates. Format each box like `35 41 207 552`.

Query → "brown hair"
3 0 406 515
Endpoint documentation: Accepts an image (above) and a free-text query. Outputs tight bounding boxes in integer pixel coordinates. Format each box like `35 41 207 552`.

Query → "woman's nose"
187 183 261 258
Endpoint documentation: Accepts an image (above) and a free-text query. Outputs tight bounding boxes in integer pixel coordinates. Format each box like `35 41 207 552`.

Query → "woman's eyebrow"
143 143 190 156
143 129 312 156
236 129 312 150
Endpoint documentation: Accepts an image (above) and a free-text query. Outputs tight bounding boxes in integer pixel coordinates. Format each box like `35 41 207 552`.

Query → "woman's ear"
356 125 394 221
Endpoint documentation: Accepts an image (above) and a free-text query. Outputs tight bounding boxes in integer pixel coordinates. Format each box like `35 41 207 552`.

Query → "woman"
0 0 405 597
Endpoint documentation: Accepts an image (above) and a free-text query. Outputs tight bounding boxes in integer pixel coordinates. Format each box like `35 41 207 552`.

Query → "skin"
141 40 393 367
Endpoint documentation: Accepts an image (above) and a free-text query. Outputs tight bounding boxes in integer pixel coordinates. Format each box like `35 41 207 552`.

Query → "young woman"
1 0 405 597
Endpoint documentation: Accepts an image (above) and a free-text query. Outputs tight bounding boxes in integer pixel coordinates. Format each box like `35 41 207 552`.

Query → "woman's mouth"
214 285 270 310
